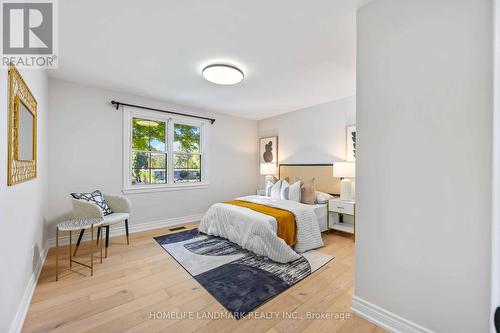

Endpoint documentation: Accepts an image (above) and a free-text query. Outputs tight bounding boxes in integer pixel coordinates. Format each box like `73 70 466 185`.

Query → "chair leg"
105 226 110 258
69 231 72 268
100 225 103 263
56 228 59 281
73 229 85 256
125 219 130 245
90 225 94 276
96 226 101 245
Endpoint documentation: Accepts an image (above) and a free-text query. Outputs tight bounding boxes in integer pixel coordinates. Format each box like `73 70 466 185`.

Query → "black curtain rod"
111 100 216 124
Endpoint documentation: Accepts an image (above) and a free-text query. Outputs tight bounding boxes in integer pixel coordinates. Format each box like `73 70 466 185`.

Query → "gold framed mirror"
8 64 37 186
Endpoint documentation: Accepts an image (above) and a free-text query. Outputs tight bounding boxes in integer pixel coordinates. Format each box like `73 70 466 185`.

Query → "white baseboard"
11 213 202 333
47 213 203 248
9 240 49 333
351 296 435 333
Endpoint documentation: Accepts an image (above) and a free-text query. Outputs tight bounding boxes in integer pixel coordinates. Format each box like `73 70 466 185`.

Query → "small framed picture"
260 136 278 164
346 125 356 161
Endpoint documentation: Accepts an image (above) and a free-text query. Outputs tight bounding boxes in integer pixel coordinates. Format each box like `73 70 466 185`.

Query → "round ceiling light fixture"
202 63 244 85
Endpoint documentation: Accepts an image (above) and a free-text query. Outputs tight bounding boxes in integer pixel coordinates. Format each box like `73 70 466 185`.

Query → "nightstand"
328 198 355 240
256 189 267 196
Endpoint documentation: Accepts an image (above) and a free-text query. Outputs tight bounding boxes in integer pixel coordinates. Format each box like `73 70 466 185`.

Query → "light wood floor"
22 223 385 333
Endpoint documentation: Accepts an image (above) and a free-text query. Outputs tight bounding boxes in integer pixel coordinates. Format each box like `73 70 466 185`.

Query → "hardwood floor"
22 223 385 333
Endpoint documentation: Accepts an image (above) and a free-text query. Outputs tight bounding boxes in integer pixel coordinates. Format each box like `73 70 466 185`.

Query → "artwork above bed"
346 125 356 161
260 136 278 164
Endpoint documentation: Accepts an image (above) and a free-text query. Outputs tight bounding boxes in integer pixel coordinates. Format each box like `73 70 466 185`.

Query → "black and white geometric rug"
154 228 333 319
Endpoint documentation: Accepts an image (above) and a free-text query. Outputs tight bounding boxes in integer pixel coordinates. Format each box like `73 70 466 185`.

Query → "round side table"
56 218 104 281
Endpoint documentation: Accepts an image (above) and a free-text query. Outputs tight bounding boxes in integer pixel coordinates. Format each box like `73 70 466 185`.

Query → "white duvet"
198 195 324 263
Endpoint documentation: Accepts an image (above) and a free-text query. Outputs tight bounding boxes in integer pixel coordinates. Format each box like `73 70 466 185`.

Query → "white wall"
0 69 49 333
492 0 500 329
47 78 259 239
355 1 493 332
258 97 355 224
258 97 355 165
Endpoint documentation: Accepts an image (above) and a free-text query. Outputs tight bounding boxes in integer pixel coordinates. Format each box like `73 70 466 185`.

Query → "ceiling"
51 0 370 120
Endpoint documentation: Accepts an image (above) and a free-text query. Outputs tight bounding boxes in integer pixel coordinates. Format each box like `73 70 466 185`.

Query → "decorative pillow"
270 180 282 199
316 191 334 204
280 180 290 200
300 178 316 204
71 190 113 216
288 180 301 202
265 181 274 197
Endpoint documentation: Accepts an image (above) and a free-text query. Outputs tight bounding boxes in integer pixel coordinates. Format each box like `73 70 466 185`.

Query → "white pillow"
280 180 290 200
288 181 301 202
316 191 334 204
270 180 282 199
265 181 274 197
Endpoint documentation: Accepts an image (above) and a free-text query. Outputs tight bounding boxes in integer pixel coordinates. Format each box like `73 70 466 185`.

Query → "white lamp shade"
260 163 277 175
333 162 355 178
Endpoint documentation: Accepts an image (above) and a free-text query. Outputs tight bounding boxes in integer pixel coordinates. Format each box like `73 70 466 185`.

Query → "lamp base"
340 178 352 201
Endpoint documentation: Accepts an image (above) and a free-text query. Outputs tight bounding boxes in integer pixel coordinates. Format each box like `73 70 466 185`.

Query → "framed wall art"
260 136 278 164
346 125 356 161
8 64 38 185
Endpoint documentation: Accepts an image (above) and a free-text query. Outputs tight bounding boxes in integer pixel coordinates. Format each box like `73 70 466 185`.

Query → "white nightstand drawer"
329 200 355 215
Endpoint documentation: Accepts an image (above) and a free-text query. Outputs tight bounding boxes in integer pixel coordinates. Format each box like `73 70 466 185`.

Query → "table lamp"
260 163 277 184
333 162 355 200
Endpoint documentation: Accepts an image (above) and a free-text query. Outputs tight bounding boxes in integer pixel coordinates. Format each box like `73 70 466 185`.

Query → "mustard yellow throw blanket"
225 200 297 246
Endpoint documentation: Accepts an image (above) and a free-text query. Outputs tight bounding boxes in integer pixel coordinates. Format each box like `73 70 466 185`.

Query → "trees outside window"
125 111 207 192
173 124 201 183
131 118 167 184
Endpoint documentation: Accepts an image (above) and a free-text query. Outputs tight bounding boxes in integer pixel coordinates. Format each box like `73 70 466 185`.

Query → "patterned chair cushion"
71 190 113 216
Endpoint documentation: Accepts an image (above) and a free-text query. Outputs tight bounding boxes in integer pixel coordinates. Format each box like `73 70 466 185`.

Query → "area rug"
154 228 333 319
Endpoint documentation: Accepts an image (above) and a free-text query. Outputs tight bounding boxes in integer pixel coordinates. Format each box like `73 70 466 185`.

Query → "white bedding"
312 203 328 232
198 195 324 263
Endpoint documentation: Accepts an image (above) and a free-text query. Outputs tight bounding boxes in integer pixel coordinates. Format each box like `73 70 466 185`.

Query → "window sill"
122 182 209 194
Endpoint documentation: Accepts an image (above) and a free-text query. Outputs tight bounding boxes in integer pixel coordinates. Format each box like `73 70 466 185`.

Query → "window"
131 118 166 185
123 108 208 193
173 123 201 183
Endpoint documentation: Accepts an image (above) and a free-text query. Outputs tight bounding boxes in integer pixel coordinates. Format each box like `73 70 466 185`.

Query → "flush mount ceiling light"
202 63 244 85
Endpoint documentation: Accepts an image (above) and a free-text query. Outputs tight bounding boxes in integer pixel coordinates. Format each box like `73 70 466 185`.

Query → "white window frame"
122 106 209 194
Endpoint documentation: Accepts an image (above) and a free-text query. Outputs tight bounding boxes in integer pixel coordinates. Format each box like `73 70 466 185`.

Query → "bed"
312 202 328 232
199 164 340 263
279 163 340 232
